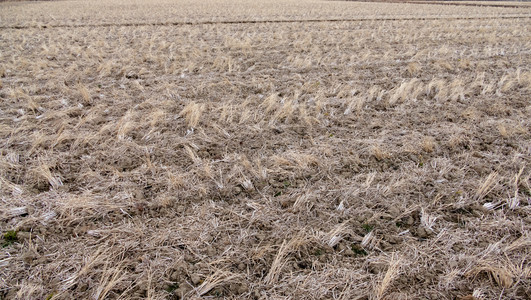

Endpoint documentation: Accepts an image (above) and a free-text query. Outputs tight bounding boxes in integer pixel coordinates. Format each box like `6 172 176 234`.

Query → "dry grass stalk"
264 239 290 285
420 208 438 232
180 102 205 128
78 84 91 105
324 222 350 247
361 231 375 249
421 136 436 153
33 163 63 190
407 62 422 75
292 192 314 212
0 176 24 196
264 236 306 285
3 206 27 219
184 145 201 165
426 78 448 101
388 78 423 105
93 263 126 300
261 93 280 113
503 235 531 253
116 110 135 140
372 145 390 161
507 167 524 209
344 96 366 115
193 269 239 296
60 248 107 292
374 254 402 299
475 172 499 201
497 122 509 138
364 172 376 188
467 264 514 288
270 99 296 125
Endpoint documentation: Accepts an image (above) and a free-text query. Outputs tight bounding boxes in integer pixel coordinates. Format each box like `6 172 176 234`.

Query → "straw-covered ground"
0 0 530 299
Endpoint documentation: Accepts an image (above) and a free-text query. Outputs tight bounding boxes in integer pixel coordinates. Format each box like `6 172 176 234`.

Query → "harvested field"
0 0 530 299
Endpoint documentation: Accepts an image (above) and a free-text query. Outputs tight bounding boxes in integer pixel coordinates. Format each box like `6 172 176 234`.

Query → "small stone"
174 285 192 298
388 206 400 218
449 260 458 268
280 198 292 209
206 246 216 256
190 274 201 285
381 241 393 251
170 271 180 281
17 232 31 241
369 263 386 274
452 244 464 251
136 282 148 292
415 227 429 238
22 251 39 264
471 204 488 214
337 243 346 251
236 283 248 294
184 254 195 263
237 263 246 271
233 186 242 195
344 248 355 256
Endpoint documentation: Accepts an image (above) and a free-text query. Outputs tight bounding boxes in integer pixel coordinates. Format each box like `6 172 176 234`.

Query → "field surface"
1 0 530 299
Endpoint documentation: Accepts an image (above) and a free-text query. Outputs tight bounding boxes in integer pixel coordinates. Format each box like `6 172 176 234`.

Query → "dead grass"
0 0 530 299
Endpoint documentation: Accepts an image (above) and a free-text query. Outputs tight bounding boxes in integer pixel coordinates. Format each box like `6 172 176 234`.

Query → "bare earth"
0 0 530 299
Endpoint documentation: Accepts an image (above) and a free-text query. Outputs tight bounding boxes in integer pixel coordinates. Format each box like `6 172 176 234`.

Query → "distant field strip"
1 14 530 29
407 1 531 9
341 0 531 9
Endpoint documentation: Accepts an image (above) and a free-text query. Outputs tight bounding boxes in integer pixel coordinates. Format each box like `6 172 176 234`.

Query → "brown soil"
0 0 530 299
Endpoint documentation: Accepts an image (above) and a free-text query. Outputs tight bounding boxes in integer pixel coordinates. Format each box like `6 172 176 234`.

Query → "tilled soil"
0 1 530 299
